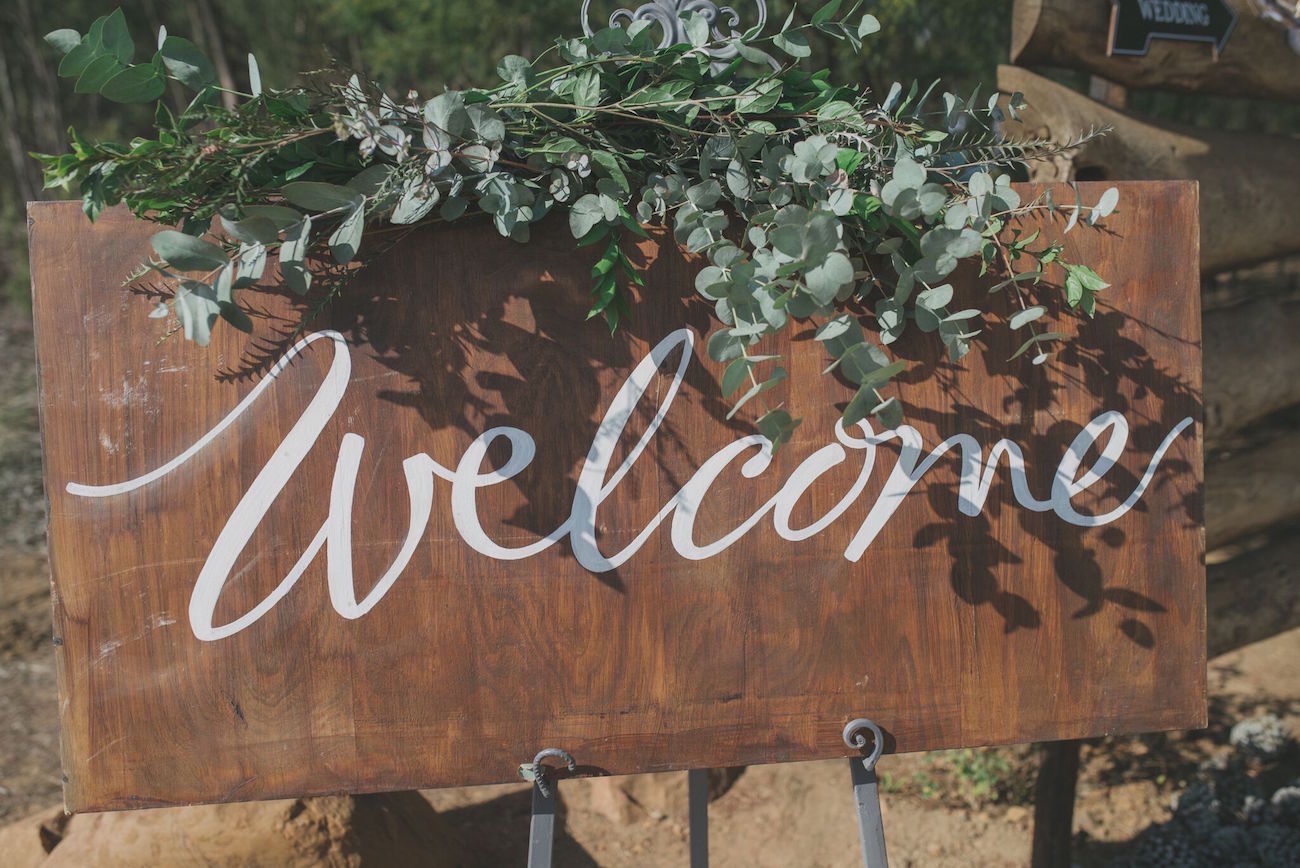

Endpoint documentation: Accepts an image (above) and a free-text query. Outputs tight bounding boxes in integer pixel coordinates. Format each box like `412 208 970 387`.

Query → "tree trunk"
998 64 1300 273
1011 0 1300 103
15 0 64 156
0 41 35 204
193 0 238 109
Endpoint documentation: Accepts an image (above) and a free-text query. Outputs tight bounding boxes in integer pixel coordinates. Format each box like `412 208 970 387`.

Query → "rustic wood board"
29 181 1205 812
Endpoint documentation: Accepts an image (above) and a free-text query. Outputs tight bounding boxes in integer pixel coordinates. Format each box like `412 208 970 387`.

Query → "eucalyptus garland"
38 4 1117 448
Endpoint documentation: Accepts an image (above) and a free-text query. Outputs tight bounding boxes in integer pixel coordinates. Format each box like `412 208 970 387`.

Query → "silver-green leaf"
174 281 221 346
151 230 227 272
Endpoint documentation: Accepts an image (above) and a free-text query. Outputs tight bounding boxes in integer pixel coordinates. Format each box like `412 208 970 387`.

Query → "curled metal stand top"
530 747 576 798
842 717 885 771
581 0 768 64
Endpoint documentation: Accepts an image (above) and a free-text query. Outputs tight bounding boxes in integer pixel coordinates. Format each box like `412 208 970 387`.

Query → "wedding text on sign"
67 329 1194 642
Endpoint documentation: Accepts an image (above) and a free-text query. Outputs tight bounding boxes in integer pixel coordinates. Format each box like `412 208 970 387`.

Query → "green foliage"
909 746 1035 809
947 748 1017 805
37 3 1119 446
51 9 171 104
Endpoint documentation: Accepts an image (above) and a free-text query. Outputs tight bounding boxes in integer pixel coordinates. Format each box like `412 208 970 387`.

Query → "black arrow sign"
1109 0 1237 56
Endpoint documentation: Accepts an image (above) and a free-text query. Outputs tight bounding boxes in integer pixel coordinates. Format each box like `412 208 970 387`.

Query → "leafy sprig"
38 3 1118 446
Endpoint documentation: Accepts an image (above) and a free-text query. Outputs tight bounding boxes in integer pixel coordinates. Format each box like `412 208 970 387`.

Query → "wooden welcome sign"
30 181 1204 812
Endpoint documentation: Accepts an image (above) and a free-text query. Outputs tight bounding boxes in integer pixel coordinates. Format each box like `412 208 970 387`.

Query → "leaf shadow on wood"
881 237 1201 648
200 202 1200 667
299 216 743 596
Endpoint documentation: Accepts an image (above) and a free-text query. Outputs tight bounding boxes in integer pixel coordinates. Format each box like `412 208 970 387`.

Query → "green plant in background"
908 747 1035 809
37 4 1117 447
946 748 1018 806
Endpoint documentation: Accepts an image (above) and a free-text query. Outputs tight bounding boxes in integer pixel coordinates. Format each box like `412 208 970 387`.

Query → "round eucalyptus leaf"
569 194 606 239
75 55 121 93
892 158 926 190
101 9 134 65
159 36 216 91
804 252 853 305
58 39 101 78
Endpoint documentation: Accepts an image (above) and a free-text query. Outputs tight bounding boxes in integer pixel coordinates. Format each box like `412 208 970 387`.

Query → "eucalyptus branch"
36 2 1121 449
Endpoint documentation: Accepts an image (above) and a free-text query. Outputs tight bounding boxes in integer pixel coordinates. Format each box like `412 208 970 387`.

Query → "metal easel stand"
844 718 889 868
688 767 709 867
520 747 708 867
679 720 891 868
523 720 888 868
522 748 577 868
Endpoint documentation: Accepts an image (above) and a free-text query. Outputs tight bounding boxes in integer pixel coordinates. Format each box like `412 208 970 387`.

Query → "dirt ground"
0 301 1296 866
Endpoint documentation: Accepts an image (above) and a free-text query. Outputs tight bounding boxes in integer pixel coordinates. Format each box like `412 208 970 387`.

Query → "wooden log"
1204 256 1300 311
1207 528 1300 657
1088 75 1128 108
1203 297 1300 448
998 64 1300 273
1011 0 1300 103
1206 426 1300 549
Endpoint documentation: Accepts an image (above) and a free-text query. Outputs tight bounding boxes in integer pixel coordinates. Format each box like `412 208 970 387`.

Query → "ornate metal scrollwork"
581 0 768 64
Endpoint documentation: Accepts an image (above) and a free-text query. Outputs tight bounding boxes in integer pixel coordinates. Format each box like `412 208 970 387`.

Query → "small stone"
1230 715 1293 762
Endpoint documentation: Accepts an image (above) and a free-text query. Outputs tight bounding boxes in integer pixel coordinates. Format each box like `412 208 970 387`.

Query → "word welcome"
69 329 1193 641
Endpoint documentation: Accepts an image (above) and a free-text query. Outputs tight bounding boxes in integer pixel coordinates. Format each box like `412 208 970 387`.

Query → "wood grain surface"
29 181 1205 813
